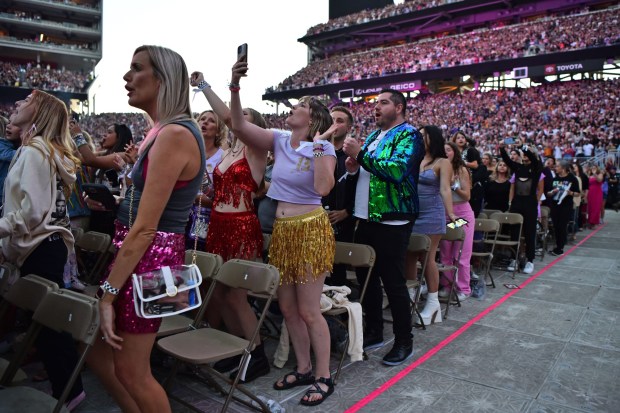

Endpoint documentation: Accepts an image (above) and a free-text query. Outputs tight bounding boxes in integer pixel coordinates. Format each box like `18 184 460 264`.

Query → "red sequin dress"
205 150 263 261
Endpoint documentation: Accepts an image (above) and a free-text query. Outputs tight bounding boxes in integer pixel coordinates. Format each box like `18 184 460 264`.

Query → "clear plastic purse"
132 264 202 318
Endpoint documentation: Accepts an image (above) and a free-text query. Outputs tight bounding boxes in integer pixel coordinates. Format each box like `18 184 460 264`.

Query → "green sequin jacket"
349 122 424 222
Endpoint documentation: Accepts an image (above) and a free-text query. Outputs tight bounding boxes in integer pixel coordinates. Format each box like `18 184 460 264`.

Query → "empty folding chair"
0 289 99 413
406 233 431 329
488 212 523 277
157 259 280 413
472 219 500 288
323 242 375 383
74 231 112 284
0 275 60 386
157 251 223 338
437 226 465 319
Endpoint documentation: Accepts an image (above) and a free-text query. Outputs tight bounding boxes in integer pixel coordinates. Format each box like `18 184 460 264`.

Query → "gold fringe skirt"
269 207 335 285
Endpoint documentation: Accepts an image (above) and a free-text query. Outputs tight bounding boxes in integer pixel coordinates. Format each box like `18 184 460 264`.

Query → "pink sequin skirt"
105 221 185 334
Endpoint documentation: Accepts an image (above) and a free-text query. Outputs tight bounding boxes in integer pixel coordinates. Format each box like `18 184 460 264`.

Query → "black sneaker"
549 249 564 257
382 340 414 366
363 330 384 351
213 354 242 373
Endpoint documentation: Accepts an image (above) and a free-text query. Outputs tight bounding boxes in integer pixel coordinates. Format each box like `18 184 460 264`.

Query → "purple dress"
412 167 446 235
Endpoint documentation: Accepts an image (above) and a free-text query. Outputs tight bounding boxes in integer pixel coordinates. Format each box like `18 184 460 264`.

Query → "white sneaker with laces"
507 260 516 272
470 271 480 280
523 261 534 274
456 292 470 302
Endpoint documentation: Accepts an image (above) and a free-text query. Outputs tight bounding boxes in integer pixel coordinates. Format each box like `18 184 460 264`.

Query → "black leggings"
21 235 84 400
510 197 538 263
551 205 573 252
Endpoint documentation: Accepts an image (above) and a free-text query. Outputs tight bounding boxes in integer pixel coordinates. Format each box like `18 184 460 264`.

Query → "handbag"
128 182 204 319
187 168 213 241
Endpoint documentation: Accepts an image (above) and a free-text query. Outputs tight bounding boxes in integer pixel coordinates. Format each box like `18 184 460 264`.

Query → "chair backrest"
441 225 466 242
33 289 100 346
334 242 376 267
185 250 223 282
477 212 488 219
71 227 84 244
4 274 59 312
75 231 111 253
482 209 502 217
474 218 501 233
409 233 431 254
540 206 550 219
490 212 524 226
213 259 280 296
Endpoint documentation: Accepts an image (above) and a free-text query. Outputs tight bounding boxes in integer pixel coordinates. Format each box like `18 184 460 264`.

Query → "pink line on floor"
345 225 605 413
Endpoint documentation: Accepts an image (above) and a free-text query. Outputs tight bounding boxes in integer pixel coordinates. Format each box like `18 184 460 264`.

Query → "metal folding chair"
472 219 500 288
74 231 112 284
1 289 99 413
406 233 431 329
157 259 280 413
438 226 465 319
488 212 523 278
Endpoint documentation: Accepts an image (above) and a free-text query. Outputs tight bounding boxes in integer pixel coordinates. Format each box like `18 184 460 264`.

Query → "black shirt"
550 173 580 208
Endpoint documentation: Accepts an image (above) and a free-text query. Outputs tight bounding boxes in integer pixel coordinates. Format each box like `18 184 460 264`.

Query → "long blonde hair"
26 90 79 172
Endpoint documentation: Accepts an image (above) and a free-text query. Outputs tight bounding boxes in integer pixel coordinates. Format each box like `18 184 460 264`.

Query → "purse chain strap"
128 173 202 266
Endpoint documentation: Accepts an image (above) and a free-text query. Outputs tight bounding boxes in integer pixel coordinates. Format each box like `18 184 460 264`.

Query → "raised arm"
190 71 232 128
229 60 274 152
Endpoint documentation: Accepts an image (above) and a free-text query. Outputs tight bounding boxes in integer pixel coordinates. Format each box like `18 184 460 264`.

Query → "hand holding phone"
237 43 248 74
447 218 469 229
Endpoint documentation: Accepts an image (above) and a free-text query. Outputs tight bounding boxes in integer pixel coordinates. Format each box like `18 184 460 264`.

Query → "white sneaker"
523 261 534 274
456 292 470 302
438 288 450 298
470 271 480 281
507 260 516 272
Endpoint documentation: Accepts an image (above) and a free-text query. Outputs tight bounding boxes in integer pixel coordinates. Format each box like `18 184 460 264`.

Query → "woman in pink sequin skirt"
85 45 205 413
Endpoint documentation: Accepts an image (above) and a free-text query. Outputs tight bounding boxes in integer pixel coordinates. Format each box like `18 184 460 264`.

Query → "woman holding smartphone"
229 57 338 406
439 141 475 301
189 70 270 383
406 125 456 325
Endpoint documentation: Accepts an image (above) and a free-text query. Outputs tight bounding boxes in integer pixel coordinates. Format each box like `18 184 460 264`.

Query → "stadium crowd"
0 38 618 410
305 0 459 36
276 9 620 91
0 61 92 93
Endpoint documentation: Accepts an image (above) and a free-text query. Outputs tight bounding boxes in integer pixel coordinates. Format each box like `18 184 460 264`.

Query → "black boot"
213 354 242 373
229 343 270 383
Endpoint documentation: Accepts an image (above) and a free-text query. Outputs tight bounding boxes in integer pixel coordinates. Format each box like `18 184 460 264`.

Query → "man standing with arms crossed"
343 89 424 365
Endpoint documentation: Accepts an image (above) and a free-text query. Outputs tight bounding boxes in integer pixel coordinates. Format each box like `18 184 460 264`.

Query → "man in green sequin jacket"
343 89 424 366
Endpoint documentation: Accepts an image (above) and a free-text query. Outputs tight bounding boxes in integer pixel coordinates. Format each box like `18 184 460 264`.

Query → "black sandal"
273 368 315 391
300 377 335 406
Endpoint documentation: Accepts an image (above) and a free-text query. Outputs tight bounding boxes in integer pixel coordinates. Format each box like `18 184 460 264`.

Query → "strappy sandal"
272 368 315 391
300 377 335 406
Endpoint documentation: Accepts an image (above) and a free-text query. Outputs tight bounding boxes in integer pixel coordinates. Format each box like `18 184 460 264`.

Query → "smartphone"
447 218 469 229
504 137 515 144
237 43 248 63
82 183 116 210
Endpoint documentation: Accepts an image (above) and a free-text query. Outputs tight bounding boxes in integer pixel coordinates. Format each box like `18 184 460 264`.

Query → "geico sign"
390 82 419 91
557 63 584 71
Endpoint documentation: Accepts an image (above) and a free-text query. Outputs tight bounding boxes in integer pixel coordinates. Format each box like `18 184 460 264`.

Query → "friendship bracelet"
196 80 211 91
313 151 325 158
229 86 240 92
102 280 120 296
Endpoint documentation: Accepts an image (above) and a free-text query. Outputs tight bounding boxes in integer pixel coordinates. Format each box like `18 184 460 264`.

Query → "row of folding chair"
0 275 100 413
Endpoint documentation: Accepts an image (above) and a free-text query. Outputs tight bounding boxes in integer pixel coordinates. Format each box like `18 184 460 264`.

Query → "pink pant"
440 202 475 294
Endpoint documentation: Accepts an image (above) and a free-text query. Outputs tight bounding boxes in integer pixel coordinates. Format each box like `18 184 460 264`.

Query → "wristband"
196 80 210 91
102 280 120 295
313 151 325 158
229 86 240 92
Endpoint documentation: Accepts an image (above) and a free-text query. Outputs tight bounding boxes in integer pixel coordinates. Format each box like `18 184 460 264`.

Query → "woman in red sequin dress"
190 71 269 382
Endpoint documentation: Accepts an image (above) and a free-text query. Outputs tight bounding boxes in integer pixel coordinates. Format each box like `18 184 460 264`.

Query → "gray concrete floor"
12 210 620 412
